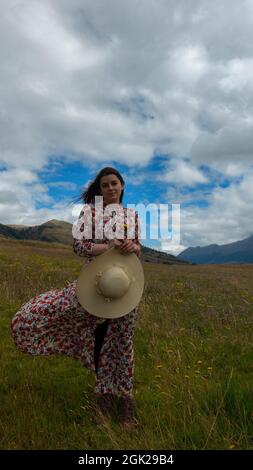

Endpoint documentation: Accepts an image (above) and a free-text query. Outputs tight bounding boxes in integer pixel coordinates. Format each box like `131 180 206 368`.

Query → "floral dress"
11 201 141 398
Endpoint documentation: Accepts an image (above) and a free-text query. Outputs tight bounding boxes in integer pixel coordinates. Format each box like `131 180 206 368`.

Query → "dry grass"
0 239 253 449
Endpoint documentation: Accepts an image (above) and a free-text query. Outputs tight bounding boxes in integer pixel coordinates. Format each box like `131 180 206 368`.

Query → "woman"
11 167 141 430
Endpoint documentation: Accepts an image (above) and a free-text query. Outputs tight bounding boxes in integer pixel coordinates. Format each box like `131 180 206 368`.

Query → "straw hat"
76 247 144 319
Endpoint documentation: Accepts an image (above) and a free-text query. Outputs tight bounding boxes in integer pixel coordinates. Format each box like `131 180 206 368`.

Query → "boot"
118 396 138 430
94 393 114 423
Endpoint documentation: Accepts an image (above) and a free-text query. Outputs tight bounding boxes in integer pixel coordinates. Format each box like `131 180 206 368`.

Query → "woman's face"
99 174 124 205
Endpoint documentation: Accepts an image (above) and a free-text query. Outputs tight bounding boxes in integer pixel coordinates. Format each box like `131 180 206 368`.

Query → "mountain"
178 234 253 264
2 219 73 246
0 220 189 265
138 244 188 264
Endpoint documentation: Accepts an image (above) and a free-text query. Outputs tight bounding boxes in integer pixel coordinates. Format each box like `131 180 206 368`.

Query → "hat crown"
76 247 144 319
97 265 130 299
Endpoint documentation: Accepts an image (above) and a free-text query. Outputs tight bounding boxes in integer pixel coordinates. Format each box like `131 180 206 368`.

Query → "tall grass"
0 239 252 449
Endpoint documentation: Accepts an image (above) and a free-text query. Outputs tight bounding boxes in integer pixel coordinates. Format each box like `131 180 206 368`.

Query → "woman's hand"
118 239 139 255
108 239 123 250
108 239 140 255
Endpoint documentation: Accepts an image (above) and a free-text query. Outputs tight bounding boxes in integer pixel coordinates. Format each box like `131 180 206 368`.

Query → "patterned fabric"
72 200 141 265
11 201 141 398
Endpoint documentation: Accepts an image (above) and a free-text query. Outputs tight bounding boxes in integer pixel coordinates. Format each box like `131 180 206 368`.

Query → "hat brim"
76 247 144 319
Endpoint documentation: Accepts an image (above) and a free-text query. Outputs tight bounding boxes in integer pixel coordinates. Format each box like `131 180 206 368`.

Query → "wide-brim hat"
76 247 144 319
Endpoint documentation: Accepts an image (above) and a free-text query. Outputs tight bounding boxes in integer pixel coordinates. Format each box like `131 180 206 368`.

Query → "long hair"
70 167 125 205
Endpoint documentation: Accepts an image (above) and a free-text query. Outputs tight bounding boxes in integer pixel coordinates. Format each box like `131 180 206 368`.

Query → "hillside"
1 220 189 265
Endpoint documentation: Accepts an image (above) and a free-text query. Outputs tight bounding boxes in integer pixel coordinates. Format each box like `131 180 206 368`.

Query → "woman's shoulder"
80 202 95 211
77 203 95 221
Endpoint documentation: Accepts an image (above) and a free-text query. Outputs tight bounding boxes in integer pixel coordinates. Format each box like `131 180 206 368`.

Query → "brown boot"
118 396 138 430
94 393 114 423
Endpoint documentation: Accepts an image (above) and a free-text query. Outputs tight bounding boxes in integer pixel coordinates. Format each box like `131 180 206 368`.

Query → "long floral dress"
11 201 141 399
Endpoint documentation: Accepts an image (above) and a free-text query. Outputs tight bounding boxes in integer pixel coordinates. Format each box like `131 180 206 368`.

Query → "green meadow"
0 238 252 450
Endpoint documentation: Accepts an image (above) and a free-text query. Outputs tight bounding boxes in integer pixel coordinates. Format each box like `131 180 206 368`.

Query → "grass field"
0 238 253 450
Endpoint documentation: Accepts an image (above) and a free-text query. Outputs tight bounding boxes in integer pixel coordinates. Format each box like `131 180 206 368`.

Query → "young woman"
11 166 142 430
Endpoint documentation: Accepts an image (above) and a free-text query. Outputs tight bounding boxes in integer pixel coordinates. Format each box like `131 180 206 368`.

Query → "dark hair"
70 167 125 205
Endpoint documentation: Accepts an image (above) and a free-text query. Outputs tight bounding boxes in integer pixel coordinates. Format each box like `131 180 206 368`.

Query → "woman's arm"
90 243 110 256
73 206 141 257
73 237 110 257
73 204 110 257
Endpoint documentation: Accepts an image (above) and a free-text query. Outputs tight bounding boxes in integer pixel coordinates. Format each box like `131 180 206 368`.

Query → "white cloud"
177 170 253 249
160 159 208 186
1 0 253 249
191 122 253 175
160 241 188 256
219 58 253 91
2 0 253 172
168 45 209 85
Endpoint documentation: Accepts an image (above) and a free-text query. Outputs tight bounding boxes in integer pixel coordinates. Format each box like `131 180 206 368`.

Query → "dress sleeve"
72 204 95 257
133 211 141 258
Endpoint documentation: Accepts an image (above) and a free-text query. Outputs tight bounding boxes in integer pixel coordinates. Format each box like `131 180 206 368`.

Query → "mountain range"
0 219 188 265
178 234 253 264
3 219 252 264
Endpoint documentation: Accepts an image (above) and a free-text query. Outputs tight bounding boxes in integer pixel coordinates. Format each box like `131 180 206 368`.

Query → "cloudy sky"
1 0 253 254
